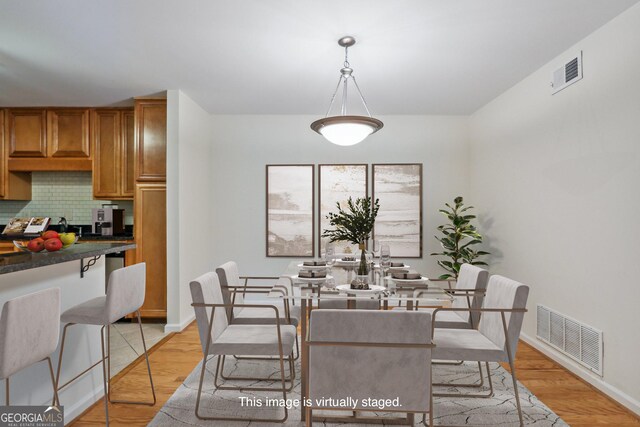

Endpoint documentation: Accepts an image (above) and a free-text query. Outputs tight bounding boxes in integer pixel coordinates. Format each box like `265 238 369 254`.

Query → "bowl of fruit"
14 231 78 253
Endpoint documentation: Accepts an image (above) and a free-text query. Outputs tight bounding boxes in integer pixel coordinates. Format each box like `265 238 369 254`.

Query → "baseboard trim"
164 314 195 333
520 332 640 416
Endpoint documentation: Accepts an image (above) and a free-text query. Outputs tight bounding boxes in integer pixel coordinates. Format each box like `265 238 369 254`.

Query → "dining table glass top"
268 260 454 306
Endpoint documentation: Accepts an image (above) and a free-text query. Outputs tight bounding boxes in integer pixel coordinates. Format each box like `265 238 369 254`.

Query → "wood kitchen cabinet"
134 183 167 318
92 109 134 199
7 109 47 157
47 109 90 157
0 110 31 200
134 99 166 182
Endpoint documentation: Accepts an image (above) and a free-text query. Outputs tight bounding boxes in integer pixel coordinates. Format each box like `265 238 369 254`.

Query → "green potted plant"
431 196 489 279
322 197 380 283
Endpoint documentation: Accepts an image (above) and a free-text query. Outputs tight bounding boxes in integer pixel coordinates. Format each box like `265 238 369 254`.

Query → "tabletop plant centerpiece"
431 196 490 279
322 196 380 289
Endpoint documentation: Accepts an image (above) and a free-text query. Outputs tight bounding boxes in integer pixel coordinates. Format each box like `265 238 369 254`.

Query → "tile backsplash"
0 172 134 225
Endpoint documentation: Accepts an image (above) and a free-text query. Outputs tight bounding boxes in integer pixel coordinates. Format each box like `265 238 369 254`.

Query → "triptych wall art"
266 163 422 258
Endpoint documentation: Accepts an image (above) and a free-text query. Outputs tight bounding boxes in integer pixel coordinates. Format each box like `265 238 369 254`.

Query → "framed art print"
372 163 422 258
318 164 368 255
266 164 315 257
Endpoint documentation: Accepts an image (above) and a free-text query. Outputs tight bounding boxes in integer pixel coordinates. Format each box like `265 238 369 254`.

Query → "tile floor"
109 322 169 378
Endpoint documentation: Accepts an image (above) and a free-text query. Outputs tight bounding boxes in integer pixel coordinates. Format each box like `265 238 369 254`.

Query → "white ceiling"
0 0 637 114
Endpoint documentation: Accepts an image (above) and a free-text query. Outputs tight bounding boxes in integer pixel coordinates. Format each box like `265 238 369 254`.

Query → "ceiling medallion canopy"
311 36 383 146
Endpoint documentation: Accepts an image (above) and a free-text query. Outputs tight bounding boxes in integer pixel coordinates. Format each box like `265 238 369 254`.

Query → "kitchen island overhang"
0 242 136 276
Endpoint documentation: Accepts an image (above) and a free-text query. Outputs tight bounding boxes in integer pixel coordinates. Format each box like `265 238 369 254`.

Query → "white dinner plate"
334 259 358 267
388 276 429 285
291 274 333 284
297 263 328 270
336 284 386 295
374 264 410 270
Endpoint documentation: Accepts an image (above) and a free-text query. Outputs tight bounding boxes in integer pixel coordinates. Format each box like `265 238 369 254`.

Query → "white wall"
166 90 214 332
209 114 470 276
468 3 640 412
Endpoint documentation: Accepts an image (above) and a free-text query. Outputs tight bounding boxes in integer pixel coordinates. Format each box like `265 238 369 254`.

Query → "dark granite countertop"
0 242 136 275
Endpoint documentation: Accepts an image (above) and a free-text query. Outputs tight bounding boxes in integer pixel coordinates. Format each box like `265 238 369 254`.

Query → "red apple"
27 238 45 252
42 230 59 240
44 238 63 252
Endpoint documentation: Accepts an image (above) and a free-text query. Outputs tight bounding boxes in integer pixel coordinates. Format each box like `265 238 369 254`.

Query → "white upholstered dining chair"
306 309 435 426
431 275 529 426
216 261 301 360
190 271 296 423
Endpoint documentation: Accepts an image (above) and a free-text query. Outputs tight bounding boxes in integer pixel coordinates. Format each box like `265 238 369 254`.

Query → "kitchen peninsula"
0 242 135 419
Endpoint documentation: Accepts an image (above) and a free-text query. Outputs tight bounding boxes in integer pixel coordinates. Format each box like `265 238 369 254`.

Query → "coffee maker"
92 205 125 236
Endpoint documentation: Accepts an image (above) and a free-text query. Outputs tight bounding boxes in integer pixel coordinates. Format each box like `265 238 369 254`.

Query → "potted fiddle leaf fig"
431 196 489 279
322 197 380 280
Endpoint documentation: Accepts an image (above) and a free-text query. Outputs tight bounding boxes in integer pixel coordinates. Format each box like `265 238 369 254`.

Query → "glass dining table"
268 261 454 421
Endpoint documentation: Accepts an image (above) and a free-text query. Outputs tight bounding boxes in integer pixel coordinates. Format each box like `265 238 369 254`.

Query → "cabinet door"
134 183 167 318
135 99 166 182
121 110 135 197
48 109 90 157
8 109 47 157
92 110 121 198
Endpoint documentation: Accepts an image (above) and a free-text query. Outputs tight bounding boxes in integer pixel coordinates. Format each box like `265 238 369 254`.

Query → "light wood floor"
71 322 640 426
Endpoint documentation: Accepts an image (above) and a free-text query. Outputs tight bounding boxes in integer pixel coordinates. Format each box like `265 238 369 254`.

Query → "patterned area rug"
150 356 567 426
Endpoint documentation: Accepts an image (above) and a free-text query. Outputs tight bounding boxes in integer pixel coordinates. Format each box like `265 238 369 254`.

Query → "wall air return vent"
551 51 583 94
536 304 603 376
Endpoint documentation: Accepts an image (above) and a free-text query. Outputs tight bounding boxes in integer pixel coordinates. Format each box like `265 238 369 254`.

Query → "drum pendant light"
311 36 383 146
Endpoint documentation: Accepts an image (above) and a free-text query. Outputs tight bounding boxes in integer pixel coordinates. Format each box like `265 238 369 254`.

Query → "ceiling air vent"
537 304 603 375
551 51 583 94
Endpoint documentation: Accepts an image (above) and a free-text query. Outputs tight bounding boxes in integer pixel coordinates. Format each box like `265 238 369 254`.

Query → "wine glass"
380 244 391 287
324 242 336 282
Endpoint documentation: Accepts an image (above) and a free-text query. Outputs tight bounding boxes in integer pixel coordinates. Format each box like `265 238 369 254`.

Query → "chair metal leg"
45 357 60 407
215 354 294 392
5 378 8 405
433 361 494 398
502 313 524 427
99 326 110 427
107 311 156 405
222 351 296 383
433 361 485 388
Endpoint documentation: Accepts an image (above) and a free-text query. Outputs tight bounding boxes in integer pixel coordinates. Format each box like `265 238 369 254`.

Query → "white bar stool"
0 288 60 406
55 263 155 426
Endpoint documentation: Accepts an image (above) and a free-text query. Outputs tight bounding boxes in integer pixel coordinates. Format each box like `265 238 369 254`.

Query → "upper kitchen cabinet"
47 109 90 157
0 110 31 200
134 99 166 182
92 109 135 199
7 109 47 157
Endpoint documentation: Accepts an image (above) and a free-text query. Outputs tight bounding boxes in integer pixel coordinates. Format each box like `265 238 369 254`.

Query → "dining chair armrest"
192 302 284 318
194 303 287 358
428 278 457 289
225 285 279 296
431 307 528 335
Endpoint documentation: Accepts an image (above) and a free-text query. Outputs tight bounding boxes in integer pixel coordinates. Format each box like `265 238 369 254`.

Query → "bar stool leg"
5 377 8 405
107 311 156 405
45 357 60 407
100 326 110 426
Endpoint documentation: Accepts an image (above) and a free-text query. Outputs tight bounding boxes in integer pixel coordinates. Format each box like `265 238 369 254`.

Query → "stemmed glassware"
380 244 391 289
324 241 336 288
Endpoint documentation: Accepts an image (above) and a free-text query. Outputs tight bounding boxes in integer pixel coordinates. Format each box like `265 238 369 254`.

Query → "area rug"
150 356 567 426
